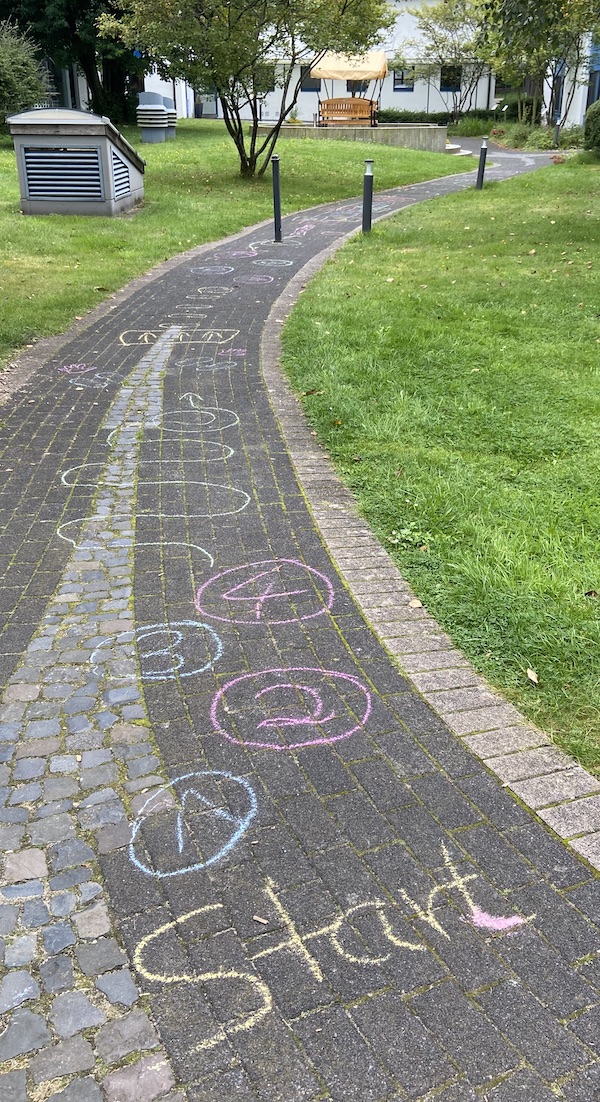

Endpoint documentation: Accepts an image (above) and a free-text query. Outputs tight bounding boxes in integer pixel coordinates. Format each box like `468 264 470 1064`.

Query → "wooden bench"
318 97 378 127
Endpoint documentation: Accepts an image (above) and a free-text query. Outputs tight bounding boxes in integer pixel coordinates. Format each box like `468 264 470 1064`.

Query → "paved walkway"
0 151 598 1102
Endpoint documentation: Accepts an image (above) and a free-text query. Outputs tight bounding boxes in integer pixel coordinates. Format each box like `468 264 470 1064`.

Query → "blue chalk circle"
136 620 223 680
129 770 258 878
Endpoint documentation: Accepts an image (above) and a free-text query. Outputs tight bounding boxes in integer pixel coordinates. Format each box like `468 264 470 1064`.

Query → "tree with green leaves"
484 0 600 128
392 0 490 123
100 0 395 176
0 0 146 122
0 20 47 124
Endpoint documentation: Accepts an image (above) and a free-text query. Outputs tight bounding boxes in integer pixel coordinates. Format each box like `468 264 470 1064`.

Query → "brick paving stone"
477 983 587 1078
484 1070 558 1100
31 1035 96 1083
0 1007 51 1058
0 969 40 1012
50 989 107 1037
4 846 48 881
94 966 139 1006
48 1077 102 1102
0 1070 27 1102
43 922 76 954
39 954 75 993
95 1009 159 1065
5 933 37 967
103 1055 175 1102
1 161 599 1102
410 981 518 1085
75 936 127 976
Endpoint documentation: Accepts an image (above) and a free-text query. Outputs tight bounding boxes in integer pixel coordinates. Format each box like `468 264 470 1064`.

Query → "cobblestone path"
0 154 599 1102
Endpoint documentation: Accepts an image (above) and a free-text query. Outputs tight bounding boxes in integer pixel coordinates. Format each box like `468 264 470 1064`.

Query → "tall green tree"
393 0 490 122
0 20 47 124
485 0 600 127
100 0 395 176
0 0 146 122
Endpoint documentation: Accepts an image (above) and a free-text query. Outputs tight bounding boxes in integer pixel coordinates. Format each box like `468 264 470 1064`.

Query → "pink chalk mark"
195 559 334 625
58 363 95 375
254 683 336 728
210 667 371 751
468 907 525 932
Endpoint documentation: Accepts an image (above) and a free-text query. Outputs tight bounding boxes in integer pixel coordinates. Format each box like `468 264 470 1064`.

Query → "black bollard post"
475 137 488 191
362 159 374 233
272 154 282 242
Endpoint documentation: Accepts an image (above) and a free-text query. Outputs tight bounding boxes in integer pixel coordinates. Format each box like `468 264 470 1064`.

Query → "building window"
440 65 462 92
393 68 415 92
300 66 321 92
346 79 369 95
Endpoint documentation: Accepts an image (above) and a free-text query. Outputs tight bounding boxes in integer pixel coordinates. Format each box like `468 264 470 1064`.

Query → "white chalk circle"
252 259 293 267
234 275 274 285
173 356 238 372
91 620 223 681
190 265 235 274
147 407 240 434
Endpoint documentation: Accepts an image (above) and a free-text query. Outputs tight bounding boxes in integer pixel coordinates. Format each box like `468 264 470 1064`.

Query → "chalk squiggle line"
133 904 272 1051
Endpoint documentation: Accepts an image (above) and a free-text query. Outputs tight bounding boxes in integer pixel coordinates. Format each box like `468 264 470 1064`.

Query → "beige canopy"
310 50 388 81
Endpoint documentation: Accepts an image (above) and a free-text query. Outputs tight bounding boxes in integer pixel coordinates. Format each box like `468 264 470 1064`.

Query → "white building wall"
142 1 492 124
143 70 195 118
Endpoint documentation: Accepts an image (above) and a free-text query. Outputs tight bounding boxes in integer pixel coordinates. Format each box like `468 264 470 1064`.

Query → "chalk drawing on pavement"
58 363 96 375
147 404 239 434
129 770 258 878
252 259 293 268
234 275 274 285
132 848 532 1049
133 906 272 1051
136 480 251 519
91 621 223 682
189 265 235 275
210 667 372 750
195 559 335 625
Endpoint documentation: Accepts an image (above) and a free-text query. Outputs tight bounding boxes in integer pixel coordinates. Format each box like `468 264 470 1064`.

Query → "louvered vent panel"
111 149 130 199
23 147 103 200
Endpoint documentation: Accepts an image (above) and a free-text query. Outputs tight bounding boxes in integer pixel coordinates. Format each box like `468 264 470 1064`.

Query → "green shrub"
506 123 531 147
584 99 600 152
0 20 47 128
496 93 541 124
451 116 490 137
558 124 584 149
378 109 449 124
524 127 556 150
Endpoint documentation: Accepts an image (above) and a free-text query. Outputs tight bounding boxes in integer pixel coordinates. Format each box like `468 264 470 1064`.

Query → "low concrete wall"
256 123 447 153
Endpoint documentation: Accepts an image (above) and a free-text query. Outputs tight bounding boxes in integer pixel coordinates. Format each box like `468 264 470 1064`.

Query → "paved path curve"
0 149 598 1102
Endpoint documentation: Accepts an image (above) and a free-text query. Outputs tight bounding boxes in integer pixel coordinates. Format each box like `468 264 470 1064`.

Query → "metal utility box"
7 108 145 216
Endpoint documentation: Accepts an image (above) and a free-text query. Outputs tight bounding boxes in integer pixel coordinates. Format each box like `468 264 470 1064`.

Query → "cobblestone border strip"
260 232 600 877
0 331 186 1102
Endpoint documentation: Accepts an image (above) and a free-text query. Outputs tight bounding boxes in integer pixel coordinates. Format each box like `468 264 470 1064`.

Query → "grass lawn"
281 155 600 772
0 119 471 368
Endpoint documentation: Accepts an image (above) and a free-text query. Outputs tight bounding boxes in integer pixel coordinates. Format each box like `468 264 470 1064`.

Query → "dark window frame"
393 68 415 92
300 65 321 92
440 64 462 93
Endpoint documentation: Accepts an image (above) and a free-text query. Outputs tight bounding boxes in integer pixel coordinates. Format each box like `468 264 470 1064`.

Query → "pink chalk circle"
210 667 371 750
195 559 335 625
